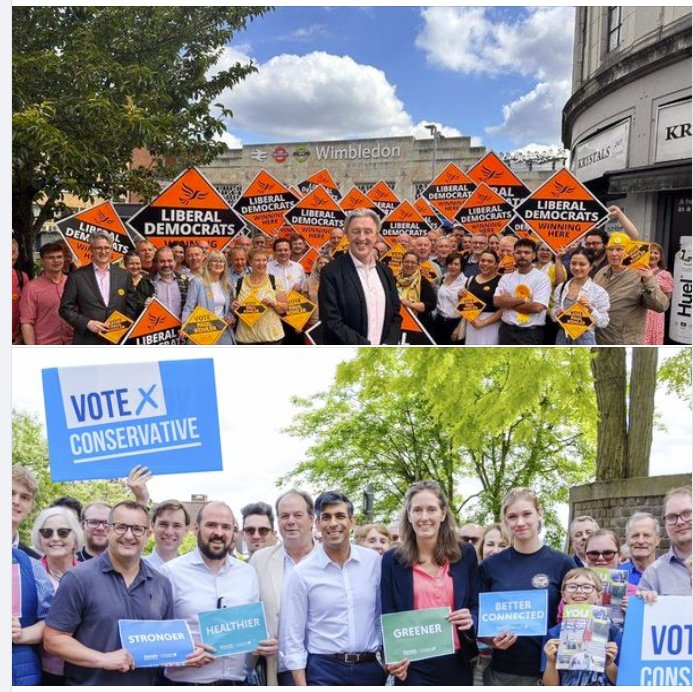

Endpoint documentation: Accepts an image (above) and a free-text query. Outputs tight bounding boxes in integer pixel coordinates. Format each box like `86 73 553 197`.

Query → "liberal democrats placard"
42 359 223 481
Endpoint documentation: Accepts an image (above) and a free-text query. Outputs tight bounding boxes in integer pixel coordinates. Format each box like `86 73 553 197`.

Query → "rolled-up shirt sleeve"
279 569 309 671
31 558 54 619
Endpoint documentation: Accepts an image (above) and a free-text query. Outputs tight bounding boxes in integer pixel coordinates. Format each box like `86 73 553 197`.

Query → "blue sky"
217 6 575 154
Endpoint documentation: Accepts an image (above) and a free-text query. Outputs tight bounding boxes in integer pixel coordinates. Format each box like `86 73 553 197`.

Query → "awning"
608 161 691 194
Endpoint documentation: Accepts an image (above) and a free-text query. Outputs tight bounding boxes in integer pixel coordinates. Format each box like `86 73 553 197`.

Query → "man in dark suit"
59 229 132 344
318 208 402 344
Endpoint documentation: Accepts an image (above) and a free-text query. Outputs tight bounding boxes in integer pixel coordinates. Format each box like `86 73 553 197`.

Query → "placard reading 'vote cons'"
477 590 548 638
42 359 223 482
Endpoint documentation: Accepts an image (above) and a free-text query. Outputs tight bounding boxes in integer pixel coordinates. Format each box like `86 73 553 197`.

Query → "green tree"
12 6 270 264
12 410 129 544
658 348 692 409
283 348 597 547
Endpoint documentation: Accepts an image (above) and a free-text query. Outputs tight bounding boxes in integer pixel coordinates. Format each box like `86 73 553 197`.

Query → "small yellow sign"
234 297 268 327
332 235 350 256
181 306 227 345
456 292 486 321
100 310 134 344
420 260 440 284
622 241 651 271
281 291 316 332
557 302 595 340
383 242 407 275
499 254 516 273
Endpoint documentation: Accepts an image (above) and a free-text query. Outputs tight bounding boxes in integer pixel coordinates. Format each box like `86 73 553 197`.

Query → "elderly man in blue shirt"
280 490 387 686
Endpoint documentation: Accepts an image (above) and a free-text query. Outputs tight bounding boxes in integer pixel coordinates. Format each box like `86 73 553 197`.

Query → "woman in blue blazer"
381 480 479 685
181 251 236 345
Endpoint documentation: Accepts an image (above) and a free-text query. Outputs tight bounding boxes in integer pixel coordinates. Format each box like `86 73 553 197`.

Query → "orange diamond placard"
285 185 346 250
455 183 515 236
381 201 430 247
299 247 321 274
100 310 134 344
382 242 407 275
123 298 182 345
467 151 530 208
233 170 300 237
514 168 609 253
421 163 476 221
399 306 436 345
340 186 385 219
281 291 317 332
297 169 341 202
366 180 400 215
622 241 651 271
557 303 594 340
56 201 135 267
128 167 244 252
456 292 486 322
181 306 228 345
414 196 442 230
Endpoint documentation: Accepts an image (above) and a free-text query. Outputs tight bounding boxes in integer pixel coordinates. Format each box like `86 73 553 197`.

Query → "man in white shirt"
269 237 308 344
250 489 317 686
161 501 278 685
494 238 551 345
144 500 190 570
280 491 386 686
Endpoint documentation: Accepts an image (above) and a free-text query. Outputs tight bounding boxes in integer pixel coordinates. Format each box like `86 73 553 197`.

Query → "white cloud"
218 130 243 150
280 24 329 42
416 7 575 147
486 80 571 145
219 49 464 142
411 121 462 139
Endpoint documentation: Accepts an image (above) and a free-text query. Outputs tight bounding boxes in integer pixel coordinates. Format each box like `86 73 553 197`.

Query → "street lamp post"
424 124 441 179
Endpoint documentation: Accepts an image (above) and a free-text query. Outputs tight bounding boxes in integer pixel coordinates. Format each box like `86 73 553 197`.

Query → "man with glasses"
59 229 132 344
161 501 277 685
44 501 209 685
459 522 483 547
250 490 317 685
241 502 278 556
76 502 111 562
639 486 692 596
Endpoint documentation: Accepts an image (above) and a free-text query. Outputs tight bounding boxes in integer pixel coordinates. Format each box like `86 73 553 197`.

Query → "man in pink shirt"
20 243 74 344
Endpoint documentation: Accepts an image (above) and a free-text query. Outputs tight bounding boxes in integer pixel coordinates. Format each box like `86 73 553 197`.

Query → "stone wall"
568 473 692 550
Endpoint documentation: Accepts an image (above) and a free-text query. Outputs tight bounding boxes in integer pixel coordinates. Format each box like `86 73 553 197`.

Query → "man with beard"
161 501 278 685
494 238 551 345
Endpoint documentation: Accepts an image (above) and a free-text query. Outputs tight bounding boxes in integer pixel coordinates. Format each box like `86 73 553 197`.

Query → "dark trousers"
306 654 387 686
395 652 473 686
433 314 462 345
498 322 544 345
277 671 295 686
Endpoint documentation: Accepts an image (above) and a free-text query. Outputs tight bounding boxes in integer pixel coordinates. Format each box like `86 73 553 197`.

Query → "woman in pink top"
644 243 674 344
381 480 479 685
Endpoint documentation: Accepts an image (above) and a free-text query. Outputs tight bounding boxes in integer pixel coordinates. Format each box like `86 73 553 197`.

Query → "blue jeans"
555 329 596 345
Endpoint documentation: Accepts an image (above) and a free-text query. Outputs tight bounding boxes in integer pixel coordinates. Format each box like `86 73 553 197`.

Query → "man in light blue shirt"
280 491 387 686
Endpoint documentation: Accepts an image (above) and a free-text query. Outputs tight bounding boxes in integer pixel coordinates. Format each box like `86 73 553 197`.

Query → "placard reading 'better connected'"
477 590 548 637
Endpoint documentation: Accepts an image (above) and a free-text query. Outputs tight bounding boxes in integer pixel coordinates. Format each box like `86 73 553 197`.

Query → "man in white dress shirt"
280 491 387 686
143 500 190 570
161 501 278 685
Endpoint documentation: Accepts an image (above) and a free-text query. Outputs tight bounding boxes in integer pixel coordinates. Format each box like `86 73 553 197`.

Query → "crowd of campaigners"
12 463 692 686
12 204 673 346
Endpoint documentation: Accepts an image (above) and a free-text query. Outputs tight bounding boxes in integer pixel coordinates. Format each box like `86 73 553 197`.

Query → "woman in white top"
551 249 610 345
182 251 236 344
433 251 467 345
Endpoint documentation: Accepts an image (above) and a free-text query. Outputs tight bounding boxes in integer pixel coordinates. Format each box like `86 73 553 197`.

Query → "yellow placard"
499 254 516 273
420 260 440 284
383 242 407 275
456 292 486 321
332 235 351 256
281 291 316 332
557 302 595 340
181 306 227 345
234 298 268 327
100 310 134 344
622 241 651 271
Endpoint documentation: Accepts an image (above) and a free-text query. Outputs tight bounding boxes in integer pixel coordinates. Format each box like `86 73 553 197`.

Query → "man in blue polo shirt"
618 511 660 586
44 501 211 685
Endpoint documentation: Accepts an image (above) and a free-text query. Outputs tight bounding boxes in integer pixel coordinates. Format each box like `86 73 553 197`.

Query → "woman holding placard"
31 507 83 685
381 480 478 685
433 253 467 344
477 487 574 686
182 251 236 345
460 250 503 346
232 248 287 345
551 250 610 345
396 251 437 327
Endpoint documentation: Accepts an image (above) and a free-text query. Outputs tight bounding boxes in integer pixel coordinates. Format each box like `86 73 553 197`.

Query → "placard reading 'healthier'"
42 359 223 482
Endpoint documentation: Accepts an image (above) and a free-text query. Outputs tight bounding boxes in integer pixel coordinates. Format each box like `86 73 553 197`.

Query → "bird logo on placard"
480 166 502 182
147 314 165 328
179 184 208 206
551 181 575 197
95 211 114 225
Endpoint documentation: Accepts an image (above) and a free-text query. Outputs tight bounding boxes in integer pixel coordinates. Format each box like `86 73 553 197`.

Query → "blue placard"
119 619 194 668
42 359 223 481
477 590 548 637
198 602 268 657
617 595 692 686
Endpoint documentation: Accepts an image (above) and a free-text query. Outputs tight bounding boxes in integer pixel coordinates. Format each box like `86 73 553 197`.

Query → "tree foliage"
658 348 692 409
12 6 271 263
283 348 597 548
12 410 129 544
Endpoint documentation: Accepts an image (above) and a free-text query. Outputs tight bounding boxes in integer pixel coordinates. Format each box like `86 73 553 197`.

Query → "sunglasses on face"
585 549 617 561
38 527 72 539
243 526 272 536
